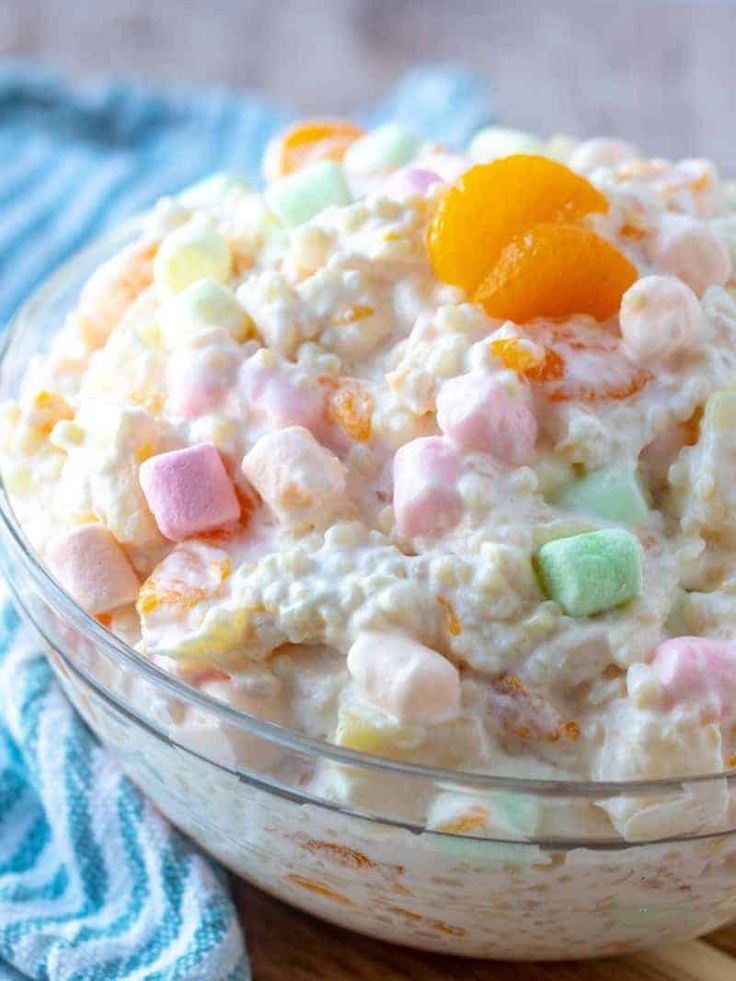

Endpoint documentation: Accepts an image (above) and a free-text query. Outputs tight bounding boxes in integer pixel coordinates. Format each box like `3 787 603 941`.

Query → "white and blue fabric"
0 62 492 979
0 601 247 981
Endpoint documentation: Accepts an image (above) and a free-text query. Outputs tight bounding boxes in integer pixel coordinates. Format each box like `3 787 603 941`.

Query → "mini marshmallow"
393 436 462 539
619 275 705 362
427 790 542 840
383 167 441 198
467 127 543 163
139 443 240 541
347 630 461 725
175 684 287 770
167 346 233 418
553 467 650 525
48 524 139 615
154 225 232 294
644 213 732 296
568 137 638 174
265 161 351 227
344 123 421 174
536 528 642 618
240 355 324 433
418 153 471 184
190 673 288 770
649 636 736 723
436 371 537 465
177 278 249 341
242 425 347 528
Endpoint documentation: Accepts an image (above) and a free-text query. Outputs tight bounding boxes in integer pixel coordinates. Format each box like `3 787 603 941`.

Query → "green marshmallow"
491 792 542 837
344 122 421 173
178 172 251 208
177 279 248 340
553 467 650 525
265 160 351 227
424 790 545 866
536 528 642 618
425 834 545 867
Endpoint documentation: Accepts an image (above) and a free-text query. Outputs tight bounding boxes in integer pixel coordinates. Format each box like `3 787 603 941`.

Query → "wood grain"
236 879 736 981
2 1 736 170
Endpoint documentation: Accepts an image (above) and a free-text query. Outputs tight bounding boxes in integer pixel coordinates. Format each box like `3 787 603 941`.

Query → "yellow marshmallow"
177 278 250 341
154 225 231 294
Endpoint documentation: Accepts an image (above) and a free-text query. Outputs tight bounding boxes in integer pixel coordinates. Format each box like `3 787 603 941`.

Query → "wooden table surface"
235 881 736 980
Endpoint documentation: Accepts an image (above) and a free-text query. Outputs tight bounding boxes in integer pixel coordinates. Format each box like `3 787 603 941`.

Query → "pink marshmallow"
168 353 230 418
652 637 736 723
644 213 732 296
347 630 461 725
48 524 140 615
419 152 472 183
384 167 441 198
139 443 241 541
436 371 537 465
240 357 324 434
393 436 462 539
242 425 347 529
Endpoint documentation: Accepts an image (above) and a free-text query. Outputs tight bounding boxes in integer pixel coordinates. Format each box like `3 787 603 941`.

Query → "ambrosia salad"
3 119 736 850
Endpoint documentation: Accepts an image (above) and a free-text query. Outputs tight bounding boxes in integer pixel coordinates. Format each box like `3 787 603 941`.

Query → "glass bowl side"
1 222 736 958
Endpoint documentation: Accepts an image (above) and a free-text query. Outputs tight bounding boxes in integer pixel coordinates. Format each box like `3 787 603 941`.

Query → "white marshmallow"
347 630 461 726
619 275 705 362
645 213 732 296
393 436 462 539
467 127 543 163
48 524 140 615
242 425 348 529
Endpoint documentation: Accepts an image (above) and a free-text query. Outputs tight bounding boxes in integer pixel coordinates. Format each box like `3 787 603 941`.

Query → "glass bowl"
0 221 735 961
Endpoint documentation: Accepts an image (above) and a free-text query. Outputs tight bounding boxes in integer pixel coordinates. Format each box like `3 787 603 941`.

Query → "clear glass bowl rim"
1 217 734 803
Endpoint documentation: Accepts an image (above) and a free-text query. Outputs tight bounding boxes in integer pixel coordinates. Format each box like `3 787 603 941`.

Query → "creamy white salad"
3 121 736 844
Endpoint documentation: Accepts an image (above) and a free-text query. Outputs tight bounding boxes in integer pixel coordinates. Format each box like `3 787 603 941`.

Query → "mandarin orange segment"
271 119 364 177
490 337 565 383
524 348 566 383
496 322 651 402
327 382 374 442
547 371 651 403
427 155 609 293
475 223 638 324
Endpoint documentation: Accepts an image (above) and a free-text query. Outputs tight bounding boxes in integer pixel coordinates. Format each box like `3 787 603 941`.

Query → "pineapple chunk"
670 391 736 540
334 702 422 760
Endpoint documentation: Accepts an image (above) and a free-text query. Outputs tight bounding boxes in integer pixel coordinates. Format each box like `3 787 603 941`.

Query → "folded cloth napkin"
0 62 492 980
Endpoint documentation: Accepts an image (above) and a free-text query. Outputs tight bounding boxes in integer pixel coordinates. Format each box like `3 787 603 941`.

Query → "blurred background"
2 0 735 169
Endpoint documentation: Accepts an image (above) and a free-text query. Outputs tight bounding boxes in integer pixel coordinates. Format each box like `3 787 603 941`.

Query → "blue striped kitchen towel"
0 62 493 980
